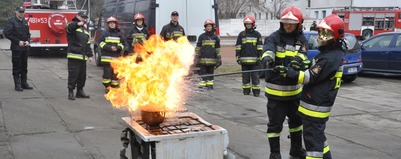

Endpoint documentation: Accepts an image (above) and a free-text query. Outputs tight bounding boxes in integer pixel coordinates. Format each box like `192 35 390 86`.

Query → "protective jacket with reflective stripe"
235 29 263 65
195 31 221 65
98 28 126 63
127 25 149 53
263 30 307 100
160 21 185 41
297 42 344 121
66 18 93 60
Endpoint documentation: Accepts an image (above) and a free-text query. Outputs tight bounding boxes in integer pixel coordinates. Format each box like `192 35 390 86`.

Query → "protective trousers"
67 59 87 90
11 50 28 78
302 119 331 159
241 64 260 95
102 64 119 88
266 98 303 156
198 65 215 89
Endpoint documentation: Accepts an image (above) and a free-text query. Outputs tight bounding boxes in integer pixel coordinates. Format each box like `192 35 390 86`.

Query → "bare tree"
217 0 249 19
246 0 290 19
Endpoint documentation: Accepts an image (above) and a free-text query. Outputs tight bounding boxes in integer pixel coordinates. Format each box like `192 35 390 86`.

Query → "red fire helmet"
204 19 215 28
316 14 345 42
243 15 255 27
107 16 118 26
280 6 303 29
134 13 145 21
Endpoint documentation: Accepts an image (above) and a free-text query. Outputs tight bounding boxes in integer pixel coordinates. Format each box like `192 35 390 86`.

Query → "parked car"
359 32 401 73
0 29 4 39
303 31 362 82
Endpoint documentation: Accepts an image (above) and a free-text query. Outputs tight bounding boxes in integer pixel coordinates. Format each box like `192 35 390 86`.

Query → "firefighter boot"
289 131 306 159
269 137 281 159
243 88 251 95
323 150 332 159
252 88 260 97
68 89 75 100
13 76 23 91
76 88 90 98
21 74 33 89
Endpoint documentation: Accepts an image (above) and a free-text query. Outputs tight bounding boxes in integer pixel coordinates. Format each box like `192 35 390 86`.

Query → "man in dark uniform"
260 6 309 159
66 11 93 100
277 14 346 159
235 15 263 97
310 21 317 31
127 13 150 61
160 11 185 41
4 6 33 91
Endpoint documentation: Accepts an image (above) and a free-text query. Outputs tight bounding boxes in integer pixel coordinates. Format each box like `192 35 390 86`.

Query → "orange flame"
105 35 194 113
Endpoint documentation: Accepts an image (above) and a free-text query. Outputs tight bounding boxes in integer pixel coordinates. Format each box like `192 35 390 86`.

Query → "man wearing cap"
4 6 33 91
65 11 93 100
160 11 185 41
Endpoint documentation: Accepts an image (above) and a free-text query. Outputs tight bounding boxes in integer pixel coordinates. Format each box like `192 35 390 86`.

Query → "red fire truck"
333 9 401 40
23 0 85 55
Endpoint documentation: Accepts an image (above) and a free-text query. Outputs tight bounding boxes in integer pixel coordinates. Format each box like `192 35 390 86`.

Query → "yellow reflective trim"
206 81 214 85
276 52 286 58
306 157 322 159
102 79 111 83
265 86 302 97
105 39 120 43
297 53 307 60
285 50 297 57
323 145 330 154
298 106 331 118
289 126 302 133
261 51 275 60
267 133 280 138
252 85 260 89
101 59 112 63
100 42 107 48
242 85 251 89
298 71 305 84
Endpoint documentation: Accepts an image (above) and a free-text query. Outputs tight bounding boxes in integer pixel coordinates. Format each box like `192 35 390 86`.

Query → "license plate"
348 67 357 73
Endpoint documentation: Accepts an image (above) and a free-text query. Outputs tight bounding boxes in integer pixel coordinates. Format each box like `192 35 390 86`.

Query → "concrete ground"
0 38 401 159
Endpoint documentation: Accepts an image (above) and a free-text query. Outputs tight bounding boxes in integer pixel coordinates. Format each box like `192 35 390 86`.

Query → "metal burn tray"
122 112 227 142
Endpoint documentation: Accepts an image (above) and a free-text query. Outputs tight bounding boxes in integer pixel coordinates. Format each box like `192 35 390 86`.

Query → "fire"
105 35 194 113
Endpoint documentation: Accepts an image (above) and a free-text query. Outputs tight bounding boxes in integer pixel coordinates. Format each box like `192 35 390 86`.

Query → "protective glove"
236 56 241 65
273 65 287 76
262 56 274 67
216 58 222 69
303 59 311 69
289 56 304 71
285 67 299 79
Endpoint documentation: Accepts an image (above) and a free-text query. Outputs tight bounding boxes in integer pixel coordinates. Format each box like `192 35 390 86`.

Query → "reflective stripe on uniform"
239 57 258 64
101 56 118 63
241 37 257 45
206 80 214 86
324 141 330 154
298 71 305 84
242 83 251 89
102 79 111 84
276 50 298 58
105 37 121 43
67 53 87 60
199 81 207 87
252 85 260 90
261 51 275 60
289 125 302 133
306 151 323 159
202 40 216 47
200 58 217 65
235 45 241 51
257 44 263 51
265 83 302 97
267 133 280 138
298 101 331 118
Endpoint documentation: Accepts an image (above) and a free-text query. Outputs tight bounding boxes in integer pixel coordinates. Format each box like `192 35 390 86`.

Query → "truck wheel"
94 46 102 66
361 30 372 40
342 74 357 83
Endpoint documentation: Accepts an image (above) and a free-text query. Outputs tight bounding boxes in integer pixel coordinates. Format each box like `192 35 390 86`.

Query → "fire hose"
196 68 273 78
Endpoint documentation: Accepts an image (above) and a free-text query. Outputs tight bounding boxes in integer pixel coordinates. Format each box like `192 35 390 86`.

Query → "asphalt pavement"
1 38 401 159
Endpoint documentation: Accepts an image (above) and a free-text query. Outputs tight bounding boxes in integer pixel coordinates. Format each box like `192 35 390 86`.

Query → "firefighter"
310 21 317 31
274 14 346 159
235 15 263 97
66 11 93 100
160 11 185 41
4 6 33 91
127 13 150 55
260 6 308 159
195 19 221 90
99 16 126 93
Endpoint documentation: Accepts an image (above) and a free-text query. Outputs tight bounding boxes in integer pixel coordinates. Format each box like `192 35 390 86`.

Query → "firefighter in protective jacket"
160 11 185 41
98 16 126 93
127 13 150 55
274 14 346 159
260 6 308 159
66 11 93 100
235 15 263 97
195 19 221 90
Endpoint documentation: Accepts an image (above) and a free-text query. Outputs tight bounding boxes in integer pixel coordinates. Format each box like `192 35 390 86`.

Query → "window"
322 11 326 18
395 35 401 48
266 13 269 19
314 11 319 19
259 13 262 19
363 35 393 48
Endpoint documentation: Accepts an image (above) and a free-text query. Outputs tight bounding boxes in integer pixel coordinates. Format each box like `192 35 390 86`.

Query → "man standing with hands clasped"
4 6 33 91
65 11 93 100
